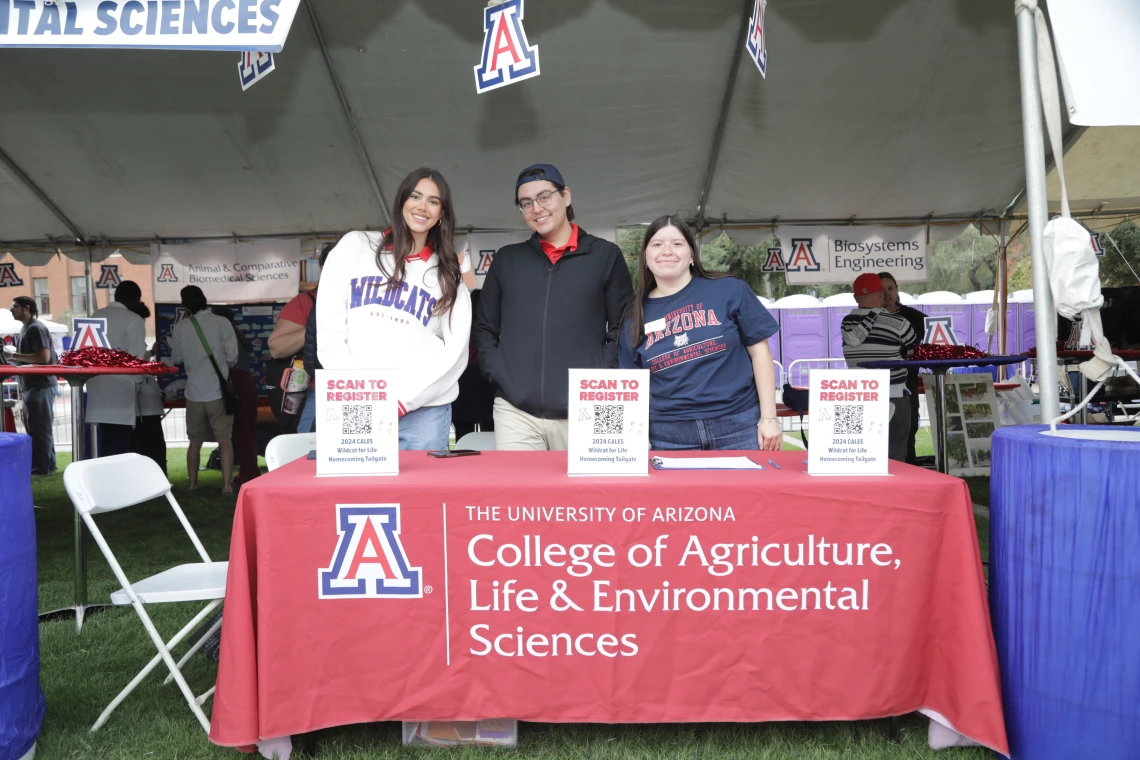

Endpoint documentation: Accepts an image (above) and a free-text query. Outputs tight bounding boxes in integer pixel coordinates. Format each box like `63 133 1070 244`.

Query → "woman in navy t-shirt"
619 217 781 450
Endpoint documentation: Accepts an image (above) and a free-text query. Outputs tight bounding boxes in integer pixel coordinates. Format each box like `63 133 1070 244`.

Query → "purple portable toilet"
915 291 971 346
822 293 856 369
965 290 1015 353
1011 289 1036 356
774 294 827 387
757 296 780 368
898 291 920 308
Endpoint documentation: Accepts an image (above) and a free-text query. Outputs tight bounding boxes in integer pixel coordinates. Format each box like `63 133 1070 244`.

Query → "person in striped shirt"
840 273 918 462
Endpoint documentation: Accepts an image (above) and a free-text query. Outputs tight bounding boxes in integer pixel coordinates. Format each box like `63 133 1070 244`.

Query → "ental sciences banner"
0 0 301 52
775 226 928 285
152 238 301 303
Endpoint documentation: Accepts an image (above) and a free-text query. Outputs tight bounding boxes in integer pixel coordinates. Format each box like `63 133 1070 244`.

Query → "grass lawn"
31 448 992 759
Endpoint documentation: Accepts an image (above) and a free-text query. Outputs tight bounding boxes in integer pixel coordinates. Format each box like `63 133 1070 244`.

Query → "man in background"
7 296 58 475
86 280 147 457
879 272 926 464
168 286 237 494
841 274 918 462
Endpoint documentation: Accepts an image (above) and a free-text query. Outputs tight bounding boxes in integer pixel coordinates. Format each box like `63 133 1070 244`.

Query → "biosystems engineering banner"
773 226 928 285
152 238 301 303
0 0 301 51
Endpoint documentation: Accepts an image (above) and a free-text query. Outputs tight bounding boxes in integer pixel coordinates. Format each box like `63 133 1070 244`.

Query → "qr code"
834 405 863 435
342 405 372 435
594 404 624 435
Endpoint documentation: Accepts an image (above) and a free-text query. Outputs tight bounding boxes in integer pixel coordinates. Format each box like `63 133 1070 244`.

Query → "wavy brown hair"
625 216 731 346
373 168 462 320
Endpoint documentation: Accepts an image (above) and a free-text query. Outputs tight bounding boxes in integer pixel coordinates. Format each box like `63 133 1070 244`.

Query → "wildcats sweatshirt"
317 230 472 414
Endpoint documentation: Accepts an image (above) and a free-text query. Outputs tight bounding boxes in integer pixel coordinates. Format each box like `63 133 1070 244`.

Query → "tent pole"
1015 5 1059 419
84 248 96 316
997 223 1007 379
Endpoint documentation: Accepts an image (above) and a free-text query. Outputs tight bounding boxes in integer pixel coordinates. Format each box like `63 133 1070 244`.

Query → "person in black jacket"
473 164 633 450
879 271 927 464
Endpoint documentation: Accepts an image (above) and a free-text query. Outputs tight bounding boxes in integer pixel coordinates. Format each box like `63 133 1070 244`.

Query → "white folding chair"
455 431 497 451
265 432 317 471
64 453 227 733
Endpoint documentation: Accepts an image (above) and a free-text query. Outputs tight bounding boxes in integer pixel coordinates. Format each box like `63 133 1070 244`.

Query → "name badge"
644 318 666 334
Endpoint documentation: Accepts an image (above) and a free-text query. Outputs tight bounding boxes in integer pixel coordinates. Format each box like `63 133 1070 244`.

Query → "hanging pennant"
761 247 784 273
238 51 275 91
474 0 540 94
745 0 768 78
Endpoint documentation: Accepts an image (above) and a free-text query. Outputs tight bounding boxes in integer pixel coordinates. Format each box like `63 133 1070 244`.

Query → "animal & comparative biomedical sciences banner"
152 238 301 303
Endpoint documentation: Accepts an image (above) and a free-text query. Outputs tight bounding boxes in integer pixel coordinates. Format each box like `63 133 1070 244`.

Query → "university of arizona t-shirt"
618 276 779 421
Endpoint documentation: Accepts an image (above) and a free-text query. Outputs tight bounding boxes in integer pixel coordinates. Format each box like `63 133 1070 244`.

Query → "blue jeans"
649 406 760 451
297 388 316 433
21 385 57 474
399 404 452 451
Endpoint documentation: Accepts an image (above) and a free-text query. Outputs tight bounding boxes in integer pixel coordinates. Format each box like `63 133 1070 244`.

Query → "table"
861 356 1028 474
0 364 174 632
211 451 1008 754
991 426 1140 759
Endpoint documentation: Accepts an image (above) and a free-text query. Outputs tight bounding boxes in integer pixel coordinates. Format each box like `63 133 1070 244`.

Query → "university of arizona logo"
238 51 275 91
157 263 179 283
1090 232 1104 257
474 0 540 94
785 239 820 272
319 504 423 599
476 250 495 276
923 316 960 346
674 333 689 348
0 263 23 287
71 318 111 350
762 247 784 273
95 264 122 289
1065 317 1083 349
745 0 768 77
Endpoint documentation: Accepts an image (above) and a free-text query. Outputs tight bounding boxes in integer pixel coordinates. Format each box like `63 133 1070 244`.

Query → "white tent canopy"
0 0 1034 245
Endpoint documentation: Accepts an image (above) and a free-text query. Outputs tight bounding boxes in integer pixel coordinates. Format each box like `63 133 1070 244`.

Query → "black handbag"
189 315 239 415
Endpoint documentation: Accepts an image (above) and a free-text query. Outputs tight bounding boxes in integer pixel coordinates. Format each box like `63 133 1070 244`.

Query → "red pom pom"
908 343 989 361
59 347 176 373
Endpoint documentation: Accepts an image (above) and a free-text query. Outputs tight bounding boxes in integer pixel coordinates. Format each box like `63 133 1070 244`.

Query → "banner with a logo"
314 369 399 477
745 0 768 77
71 317 110 350
152 239 301 303
567 368 649 476
474 0 539 93
774 226 928 285
0 0 301 51
807 369 890 476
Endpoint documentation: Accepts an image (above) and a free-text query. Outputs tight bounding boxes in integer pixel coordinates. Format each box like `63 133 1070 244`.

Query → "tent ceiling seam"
694 0 753 226
0 142 86 244
303 0 390 225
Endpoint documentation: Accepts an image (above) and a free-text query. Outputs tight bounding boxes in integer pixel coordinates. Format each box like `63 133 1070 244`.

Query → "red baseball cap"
853 273 883 296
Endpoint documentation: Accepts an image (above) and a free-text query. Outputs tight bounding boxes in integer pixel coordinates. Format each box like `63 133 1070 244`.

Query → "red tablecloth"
210 451 1007 754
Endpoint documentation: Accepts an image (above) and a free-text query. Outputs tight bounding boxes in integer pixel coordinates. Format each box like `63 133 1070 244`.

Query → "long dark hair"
625 216 731 345
374 168 462 320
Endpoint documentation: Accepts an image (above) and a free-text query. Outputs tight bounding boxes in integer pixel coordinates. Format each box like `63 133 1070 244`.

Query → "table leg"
931 371 950 475
1078 372 1088 425
39 378 112 632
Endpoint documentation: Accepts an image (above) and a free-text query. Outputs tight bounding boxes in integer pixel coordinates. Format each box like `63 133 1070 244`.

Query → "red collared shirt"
539 224 579 266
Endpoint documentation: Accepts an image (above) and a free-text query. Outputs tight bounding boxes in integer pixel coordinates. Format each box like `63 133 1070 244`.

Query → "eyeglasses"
517 190 559 214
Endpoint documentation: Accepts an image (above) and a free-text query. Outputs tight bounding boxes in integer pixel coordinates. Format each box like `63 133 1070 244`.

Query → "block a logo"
923 315 961 346
72 318 111 350
0 263 24 287
476 250 495 276
1091 232 1104 257
238 51 275 91
785 239 820 272
745 0 768 77
319 504 423 599
474 0 540 94
762 247 785 273
95 264 122 289
157 263 179 283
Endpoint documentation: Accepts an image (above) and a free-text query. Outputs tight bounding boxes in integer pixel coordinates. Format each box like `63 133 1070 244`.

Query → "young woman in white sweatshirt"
317 168 472 450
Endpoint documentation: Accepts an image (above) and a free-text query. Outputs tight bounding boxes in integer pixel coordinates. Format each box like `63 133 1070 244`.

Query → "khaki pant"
493 397 568 451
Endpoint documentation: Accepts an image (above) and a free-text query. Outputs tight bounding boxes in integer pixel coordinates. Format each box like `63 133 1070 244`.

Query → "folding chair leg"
196 685 216 706
91 600 221 733
165 612 223 685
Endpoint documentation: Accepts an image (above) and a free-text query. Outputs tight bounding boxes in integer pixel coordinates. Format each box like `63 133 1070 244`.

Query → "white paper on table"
651 456 763 470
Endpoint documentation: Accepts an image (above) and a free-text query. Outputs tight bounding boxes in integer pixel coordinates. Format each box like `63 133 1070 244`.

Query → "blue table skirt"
991 425 1140 760
0 434 44 760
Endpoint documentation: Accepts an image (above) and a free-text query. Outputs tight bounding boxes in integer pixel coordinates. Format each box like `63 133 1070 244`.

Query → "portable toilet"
1011 289 1036 356
915 291 971 346
965 290 1015 353
757 295 781 377
774 294 827 386
822 292 856 368
898 291 919 307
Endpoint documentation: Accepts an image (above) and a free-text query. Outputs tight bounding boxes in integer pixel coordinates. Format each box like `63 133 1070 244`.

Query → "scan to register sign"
568 369 649 476
808 370 890 475
315 369 399 477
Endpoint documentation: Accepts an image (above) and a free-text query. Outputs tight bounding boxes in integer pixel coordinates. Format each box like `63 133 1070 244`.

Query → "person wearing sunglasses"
473 164 633 450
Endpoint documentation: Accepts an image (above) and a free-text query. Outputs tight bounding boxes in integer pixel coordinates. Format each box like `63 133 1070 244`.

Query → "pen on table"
767 459 780 469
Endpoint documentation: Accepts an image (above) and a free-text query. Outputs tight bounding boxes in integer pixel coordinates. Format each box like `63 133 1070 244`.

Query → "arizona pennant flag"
746 0 768 77
474 0 540 93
